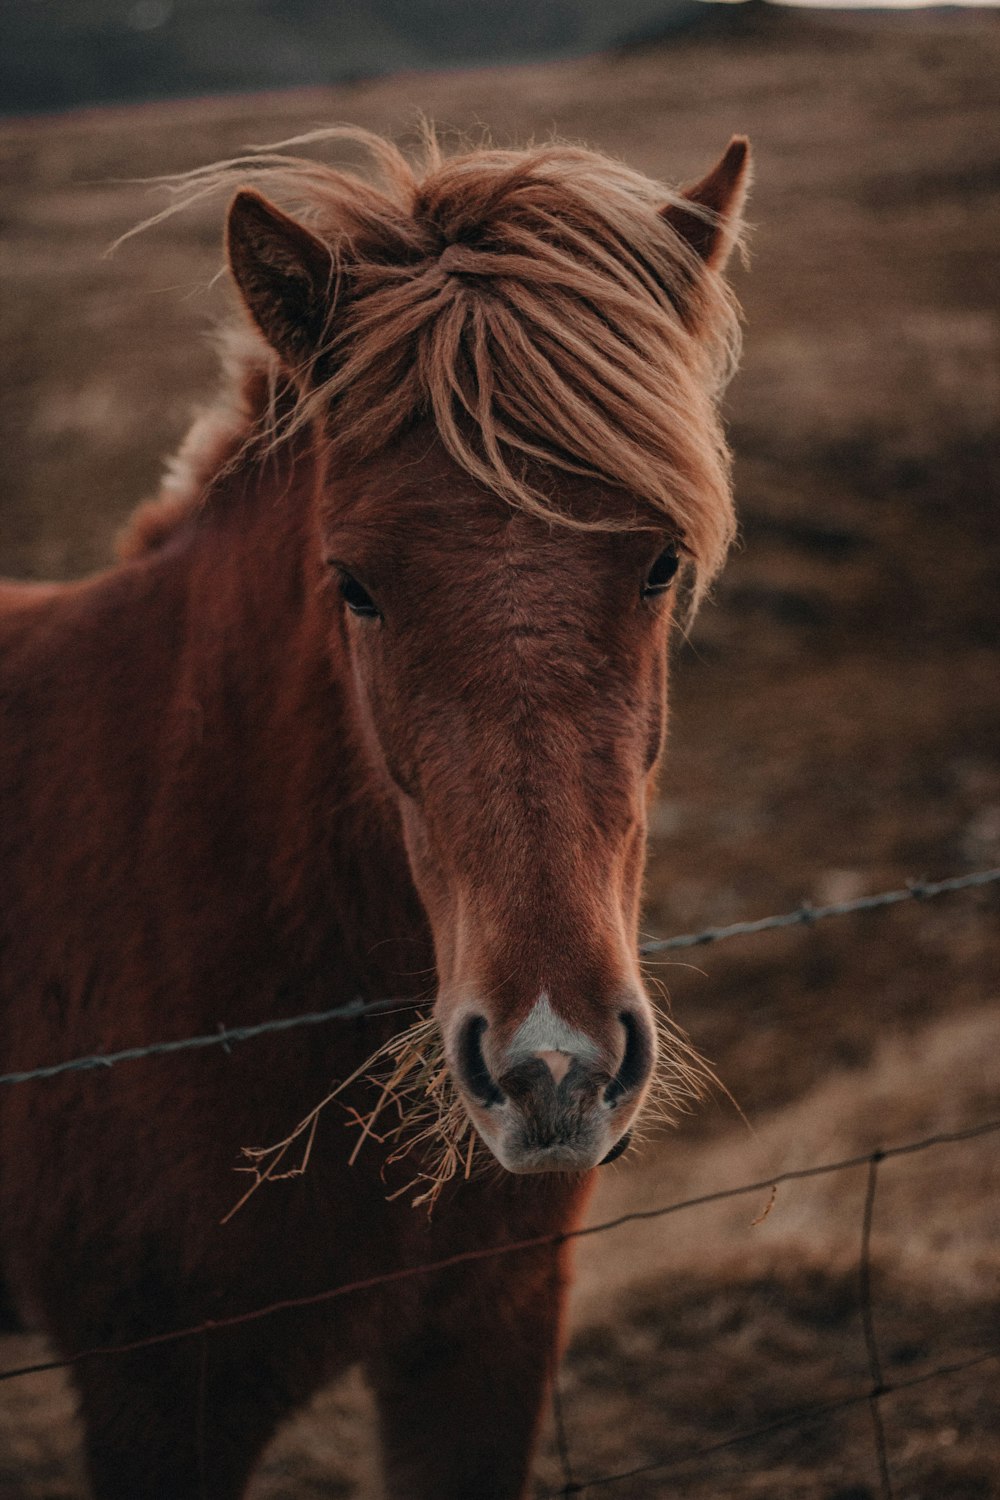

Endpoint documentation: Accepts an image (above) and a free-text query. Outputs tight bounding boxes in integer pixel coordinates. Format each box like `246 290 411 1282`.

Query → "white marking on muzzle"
507 993 599 1064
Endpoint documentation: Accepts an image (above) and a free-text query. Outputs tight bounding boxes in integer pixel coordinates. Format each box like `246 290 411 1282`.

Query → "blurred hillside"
1 4 999 1496
2 0 706 114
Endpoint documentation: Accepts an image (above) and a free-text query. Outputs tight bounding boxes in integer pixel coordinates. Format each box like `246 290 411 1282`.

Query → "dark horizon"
4 0 995 118
3 0 704 117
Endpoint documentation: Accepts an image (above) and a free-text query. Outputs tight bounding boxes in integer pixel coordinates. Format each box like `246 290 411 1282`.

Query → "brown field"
1 5 999 1496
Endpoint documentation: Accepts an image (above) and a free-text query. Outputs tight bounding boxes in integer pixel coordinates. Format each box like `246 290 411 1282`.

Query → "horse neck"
167 430 428 1000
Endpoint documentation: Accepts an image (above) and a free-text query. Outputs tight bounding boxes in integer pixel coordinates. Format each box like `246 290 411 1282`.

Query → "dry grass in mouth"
222 1002 725 1221
221 1015 475 1220
342 1015 478 1209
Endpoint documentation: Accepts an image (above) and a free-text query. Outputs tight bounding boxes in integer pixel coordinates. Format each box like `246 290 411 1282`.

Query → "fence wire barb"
2 865 997 1090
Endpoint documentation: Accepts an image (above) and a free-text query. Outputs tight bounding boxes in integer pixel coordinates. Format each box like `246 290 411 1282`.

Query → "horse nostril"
456 1014 505 1108
599 1129 633 1166
604 1010 653 1107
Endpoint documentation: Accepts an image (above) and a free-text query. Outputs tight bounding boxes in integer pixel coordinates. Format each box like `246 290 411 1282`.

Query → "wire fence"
545 1116 1000 1497
1 864 998 1498
2 1119 999 1495
2 865 998 1090
547 1343 1000 1497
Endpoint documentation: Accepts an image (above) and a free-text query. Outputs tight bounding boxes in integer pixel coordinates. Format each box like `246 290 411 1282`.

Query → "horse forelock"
128 128 742 601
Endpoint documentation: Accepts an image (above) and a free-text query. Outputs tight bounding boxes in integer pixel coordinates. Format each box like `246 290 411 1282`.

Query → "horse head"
224 133 750 1175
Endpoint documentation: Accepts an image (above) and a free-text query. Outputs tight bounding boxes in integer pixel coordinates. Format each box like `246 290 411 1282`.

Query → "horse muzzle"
449 1004 654 1175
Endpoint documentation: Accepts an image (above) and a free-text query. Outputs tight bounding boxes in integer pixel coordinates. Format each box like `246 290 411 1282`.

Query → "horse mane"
118 326 273 560
120 127 743 600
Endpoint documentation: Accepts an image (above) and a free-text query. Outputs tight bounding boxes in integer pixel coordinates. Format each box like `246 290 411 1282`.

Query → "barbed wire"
2 865 997 1090
0 994 410 1088
2 867 997 1497
638 865 1000 953
546 1118 1000 1497
2 1116 998 1386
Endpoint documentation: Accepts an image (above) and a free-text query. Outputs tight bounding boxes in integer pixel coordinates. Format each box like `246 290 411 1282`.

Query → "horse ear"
226 189 334 371
660 136 751 274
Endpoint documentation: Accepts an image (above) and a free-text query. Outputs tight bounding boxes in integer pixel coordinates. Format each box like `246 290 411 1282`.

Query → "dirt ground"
1 4 998 1496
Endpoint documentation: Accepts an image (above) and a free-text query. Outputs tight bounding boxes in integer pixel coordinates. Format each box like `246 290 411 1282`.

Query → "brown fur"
0 129 748 1498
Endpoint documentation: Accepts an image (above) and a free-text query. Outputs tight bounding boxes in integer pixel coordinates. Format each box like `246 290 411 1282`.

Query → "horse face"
226 136 751 1176
323 440 677 1174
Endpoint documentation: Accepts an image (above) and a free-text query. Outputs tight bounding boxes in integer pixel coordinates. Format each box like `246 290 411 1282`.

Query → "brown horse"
0 129 749 1498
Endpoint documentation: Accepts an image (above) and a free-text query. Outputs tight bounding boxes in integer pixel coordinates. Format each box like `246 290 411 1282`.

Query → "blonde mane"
125 128 743 598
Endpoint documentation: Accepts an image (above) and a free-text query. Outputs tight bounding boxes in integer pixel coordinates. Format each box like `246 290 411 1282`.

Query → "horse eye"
642 544 680 598
336 569 380 619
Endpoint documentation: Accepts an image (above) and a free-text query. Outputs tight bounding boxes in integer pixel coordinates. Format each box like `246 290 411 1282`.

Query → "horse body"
0 130 749 1497
1 425 587 1496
